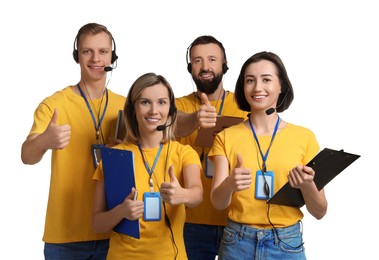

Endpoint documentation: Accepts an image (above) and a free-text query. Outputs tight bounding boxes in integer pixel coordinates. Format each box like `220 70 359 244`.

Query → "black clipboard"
100 147 140 238
267 148 360 207
194 116 244 148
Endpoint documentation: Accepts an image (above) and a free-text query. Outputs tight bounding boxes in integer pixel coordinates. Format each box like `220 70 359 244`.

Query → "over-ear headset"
72 35 118 64
185 43 229 74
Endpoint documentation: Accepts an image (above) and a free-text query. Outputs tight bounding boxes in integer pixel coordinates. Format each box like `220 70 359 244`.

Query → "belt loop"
238 223 244 240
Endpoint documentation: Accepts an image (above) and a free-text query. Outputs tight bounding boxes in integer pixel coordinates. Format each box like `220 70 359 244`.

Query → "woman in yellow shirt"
93 72 203 259
210 52 327 260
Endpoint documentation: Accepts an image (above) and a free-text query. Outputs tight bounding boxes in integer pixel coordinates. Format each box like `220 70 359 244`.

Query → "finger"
168 165 177 183
49 108 58 126
126 187 136 200
235 154 243 168
200 93 211 106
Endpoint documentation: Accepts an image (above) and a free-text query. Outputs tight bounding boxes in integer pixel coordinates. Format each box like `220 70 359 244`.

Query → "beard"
193 71 223 94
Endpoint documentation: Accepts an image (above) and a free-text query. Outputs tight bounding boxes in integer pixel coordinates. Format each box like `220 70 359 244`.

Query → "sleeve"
181 144 201 168
303 129 320 165
208 130 226 158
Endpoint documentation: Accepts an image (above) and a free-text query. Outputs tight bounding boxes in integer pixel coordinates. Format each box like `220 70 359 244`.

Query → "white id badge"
255 170 274 199
205 155 214 178
143 192 162 221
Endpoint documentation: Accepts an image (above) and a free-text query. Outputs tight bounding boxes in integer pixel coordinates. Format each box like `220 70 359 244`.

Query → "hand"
197 93 217 128
288 165 315 189
120 188 144 220
160 165 185 206
44 108 71 149
227 154 252 192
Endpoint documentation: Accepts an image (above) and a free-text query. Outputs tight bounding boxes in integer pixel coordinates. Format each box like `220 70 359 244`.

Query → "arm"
92 181 143 234
175 93 217 138
288 165 328 219
160 164 203 208
21 108 71 165
211 154 252 210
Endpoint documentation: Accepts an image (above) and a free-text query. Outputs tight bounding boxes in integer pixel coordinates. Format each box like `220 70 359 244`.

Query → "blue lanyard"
218 90 226 115
77 84 108 141
138 143 163 191
248 116 281 172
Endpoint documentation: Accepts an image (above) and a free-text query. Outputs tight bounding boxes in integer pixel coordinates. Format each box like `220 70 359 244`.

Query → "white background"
2 1 377 259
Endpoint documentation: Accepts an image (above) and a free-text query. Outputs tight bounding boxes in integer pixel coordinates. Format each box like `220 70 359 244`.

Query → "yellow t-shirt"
176 92 249 226
28 86 126 243
209 122 319 228
93 141 201 260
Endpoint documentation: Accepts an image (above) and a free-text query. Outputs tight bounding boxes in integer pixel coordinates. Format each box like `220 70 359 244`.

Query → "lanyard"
138 143 163 192
218 90 226 115
77 84 108 141
248 116 281 172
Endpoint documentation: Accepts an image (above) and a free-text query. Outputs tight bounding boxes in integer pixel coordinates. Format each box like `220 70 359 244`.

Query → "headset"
72 34 118 64
185 39 229 74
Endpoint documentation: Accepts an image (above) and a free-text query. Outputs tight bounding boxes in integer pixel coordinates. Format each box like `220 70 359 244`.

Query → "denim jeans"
44 239 109 260
184 223 224 260
219 219 306 260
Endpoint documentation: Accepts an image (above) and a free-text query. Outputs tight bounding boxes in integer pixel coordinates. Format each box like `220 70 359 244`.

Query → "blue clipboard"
267 148 360 207
100 147 140 239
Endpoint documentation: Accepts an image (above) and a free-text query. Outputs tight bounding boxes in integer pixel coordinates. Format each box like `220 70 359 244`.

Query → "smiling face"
190 43 225 94
77 32 113 82
135 83 171 134
243 60 282 114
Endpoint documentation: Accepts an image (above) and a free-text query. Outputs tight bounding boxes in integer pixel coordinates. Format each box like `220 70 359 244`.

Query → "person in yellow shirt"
210 51 328 259
21 23 125 259
92 72 203 259
175 35 248 259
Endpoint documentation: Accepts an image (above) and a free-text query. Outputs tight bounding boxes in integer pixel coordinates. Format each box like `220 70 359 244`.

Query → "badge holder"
255 170 274 200
143 192 162 221
91 144 105 169
205 155 214 178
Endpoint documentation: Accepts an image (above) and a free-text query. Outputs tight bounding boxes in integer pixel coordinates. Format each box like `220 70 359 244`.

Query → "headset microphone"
156 124 167 131
265 88 289 115
157 108 177 131
265 107 276 115
104 66 113 72
157 119 175 131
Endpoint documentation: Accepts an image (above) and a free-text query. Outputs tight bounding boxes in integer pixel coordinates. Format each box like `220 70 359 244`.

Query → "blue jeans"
219 219 306 260
44 239 109 260
184 223 224 260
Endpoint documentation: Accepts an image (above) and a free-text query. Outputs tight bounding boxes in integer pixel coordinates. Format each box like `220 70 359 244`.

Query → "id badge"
143 192 162 221
205 155 214 178
255 170 274 200
91 144 105 169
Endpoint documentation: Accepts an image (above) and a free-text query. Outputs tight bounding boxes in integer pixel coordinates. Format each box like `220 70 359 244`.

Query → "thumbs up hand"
160 165 185 206
44 108 71 150
197 93 217 129
227 154 252 192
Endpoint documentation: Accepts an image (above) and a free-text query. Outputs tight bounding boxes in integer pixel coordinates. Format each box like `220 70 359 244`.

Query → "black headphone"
72 35 118 64
186 44 229 74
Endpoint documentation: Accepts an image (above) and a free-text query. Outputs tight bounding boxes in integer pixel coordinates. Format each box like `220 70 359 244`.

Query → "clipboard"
267 148 360 207
114 110 126 141
100 147 140 239
194 116 244 148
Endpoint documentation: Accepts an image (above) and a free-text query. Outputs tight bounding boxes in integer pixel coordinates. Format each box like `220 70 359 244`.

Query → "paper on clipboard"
267 148 360 207
194 116 244 148
100 147 140 238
